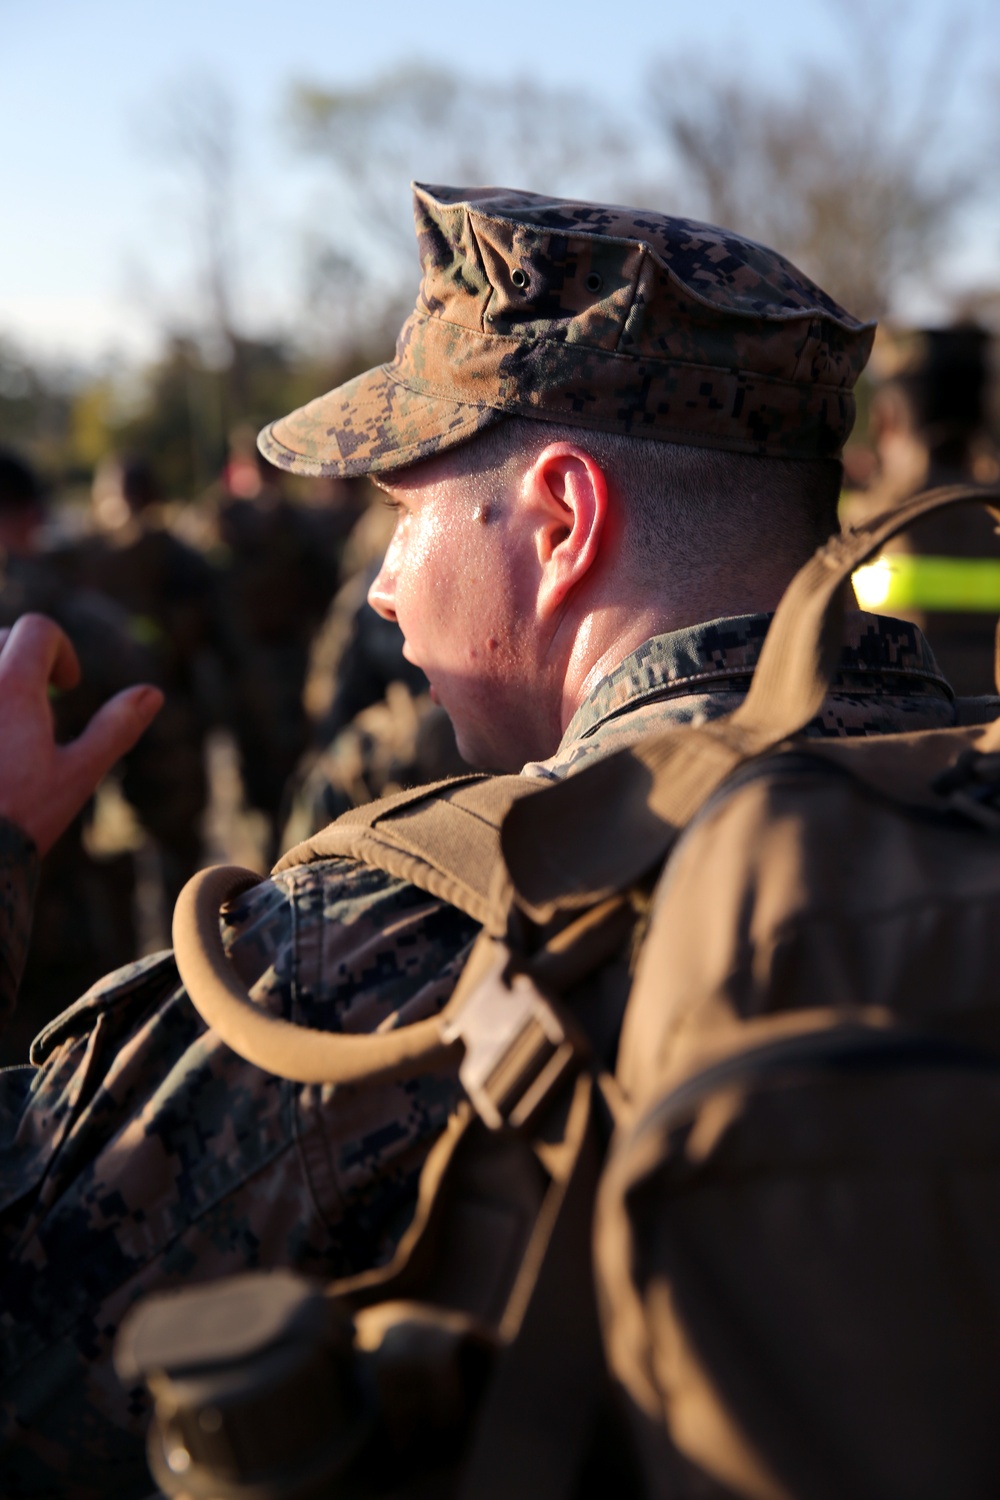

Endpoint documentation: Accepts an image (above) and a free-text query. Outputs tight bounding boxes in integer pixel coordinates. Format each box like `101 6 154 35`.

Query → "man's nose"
367 561 397 623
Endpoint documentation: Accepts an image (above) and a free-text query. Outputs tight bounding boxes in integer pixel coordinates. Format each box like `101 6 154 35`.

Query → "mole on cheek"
486 636 499 653
473 501 493 525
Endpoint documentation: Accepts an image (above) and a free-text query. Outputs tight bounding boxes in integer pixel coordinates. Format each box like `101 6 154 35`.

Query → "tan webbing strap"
273 773 485 869
274 773 542 929
501 723 749 921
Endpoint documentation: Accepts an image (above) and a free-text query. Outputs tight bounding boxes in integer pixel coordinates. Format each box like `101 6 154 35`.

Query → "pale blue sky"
3 0 998 363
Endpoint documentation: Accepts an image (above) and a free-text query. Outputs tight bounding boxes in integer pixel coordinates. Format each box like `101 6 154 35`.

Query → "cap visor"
258 364 502 479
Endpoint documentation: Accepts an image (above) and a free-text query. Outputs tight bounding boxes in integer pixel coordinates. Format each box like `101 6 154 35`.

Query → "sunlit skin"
367 440 755 772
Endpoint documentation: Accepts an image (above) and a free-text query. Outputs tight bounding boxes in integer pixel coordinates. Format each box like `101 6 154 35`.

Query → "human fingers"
61 683 165 797
0 613 81 694
26 684 164 855
0 682 164 855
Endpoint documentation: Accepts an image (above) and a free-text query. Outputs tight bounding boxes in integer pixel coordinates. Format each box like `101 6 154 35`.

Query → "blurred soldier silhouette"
76 454 219 912
851 325 1000 694
212 427 350 858
0 450 158 1062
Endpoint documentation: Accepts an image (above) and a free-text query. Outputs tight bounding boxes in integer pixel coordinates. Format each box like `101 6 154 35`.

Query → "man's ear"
525 443 609 619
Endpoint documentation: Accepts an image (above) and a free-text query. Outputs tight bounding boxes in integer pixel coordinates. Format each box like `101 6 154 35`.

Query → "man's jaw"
401 639 438 705
400 643 540 771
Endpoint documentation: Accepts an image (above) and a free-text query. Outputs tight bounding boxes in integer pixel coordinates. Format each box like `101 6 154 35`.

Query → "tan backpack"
119 484 1000 1500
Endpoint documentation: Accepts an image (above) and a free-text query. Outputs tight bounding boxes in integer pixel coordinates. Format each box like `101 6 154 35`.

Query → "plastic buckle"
441 948 584 1131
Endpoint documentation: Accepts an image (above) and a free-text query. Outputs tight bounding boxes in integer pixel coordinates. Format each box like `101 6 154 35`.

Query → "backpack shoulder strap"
171 774 551 1088
273 772 545 928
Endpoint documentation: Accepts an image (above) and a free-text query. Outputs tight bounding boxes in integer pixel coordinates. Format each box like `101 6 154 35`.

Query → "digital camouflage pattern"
522 608 957 779
0 611 958 1498
259 183 876 479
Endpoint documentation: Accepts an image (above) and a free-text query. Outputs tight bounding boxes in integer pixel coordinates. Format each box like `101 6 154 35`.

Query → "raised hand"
0 613 164 855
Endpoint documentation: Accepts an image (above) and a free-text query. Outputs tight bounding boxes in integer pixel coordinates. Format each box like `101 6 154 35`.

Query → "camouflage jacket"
0 611 958 1498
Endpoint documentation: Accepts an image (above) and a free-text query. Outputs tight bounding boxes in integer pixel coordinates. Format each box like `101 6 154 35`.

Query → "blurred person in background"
75 453 221 912
846 325 1000 695
211 426 352 859
0 449 161 1062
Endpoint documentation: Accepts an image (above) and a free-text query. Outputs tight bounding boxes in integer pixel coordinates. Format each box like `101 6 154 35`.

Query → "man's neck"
557 584 790 736
559 608 678 735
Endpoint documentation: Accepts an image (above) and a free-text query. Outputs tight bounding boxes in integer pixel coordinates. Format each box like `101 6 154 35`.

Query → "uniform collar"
561 610 952 749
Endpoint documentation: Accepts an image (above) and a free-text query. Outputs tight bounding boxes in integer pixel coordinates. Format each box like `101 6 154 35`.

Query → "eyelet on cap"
585 271 603 293
510 268 528 289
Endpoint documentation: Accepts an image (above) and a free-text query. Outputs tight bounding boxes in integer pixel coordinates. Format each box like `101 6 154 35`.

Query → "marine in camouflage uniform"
0 187 953 1496
0 613 958 1497
210 435 353 858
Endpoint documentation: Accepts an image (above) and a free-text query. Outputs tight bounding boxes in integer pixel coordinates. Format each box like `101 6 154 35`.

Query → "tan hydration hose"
172 865 458 1085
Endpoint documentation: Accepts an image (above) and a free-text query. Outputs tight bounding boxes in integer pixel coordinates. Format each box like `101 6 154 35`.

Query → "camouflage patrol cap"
259 183 876 476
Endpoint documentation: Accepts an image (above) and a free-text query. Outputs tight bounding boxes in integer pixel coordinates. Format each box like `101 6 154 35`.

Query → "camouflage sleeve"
0 816 39 1039
0 857 478 1499
219 859 478 1271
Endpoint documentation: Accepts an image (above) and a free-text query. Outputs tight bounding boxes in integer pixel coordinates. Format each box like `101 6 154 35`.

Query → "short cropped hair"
455 418 842 585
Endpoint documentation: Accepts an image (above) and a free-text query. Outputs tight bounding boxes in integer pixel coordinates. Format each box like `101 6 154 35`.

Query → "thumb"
61 684 165 798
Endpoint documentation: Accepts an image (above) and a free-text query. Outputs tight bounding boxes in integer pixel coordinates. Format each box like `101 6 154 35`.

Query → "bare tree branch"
144 74 242 355
648 5 983 318
285 65 638 344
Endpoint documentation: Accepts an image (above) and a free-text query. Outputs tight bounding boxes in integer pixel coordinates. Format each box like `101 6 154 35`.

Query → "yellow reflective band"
853 555 1000 613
